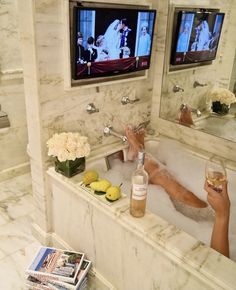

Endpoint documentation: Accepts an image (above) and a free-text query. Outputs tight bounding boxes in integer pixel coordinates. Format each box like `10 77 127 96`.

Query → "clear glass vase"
55 157 86 178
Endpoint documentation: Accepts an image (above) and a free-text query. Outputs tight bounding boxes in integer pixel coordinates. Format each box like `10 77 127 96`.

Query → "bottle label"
132 184 147 200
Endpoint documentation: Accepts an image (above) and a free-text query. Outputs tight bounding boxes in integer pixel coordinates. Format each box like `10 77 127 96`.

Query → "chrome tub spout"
103 126 127 143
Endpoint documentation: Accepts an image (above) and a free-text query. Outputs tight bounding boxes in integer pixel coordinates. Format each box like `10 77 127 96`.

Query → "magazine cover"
26 247 85 284
48 260 91 290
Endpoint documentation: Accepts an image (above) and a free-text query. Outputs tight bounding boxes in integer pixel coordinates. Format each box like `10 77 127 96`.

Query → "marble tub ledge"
47 167 236 290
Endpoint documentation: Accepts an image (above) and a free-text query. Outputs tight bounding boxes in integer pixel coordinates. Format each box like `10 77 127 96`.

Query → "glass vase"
212 101 230 115
55 157 85 178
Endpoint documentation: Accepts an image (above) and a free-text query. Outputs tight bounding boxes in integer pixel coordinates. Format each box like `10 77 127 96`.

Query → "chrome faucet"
173 85 184 93
193 81 207 88
86 103 99 114
180 103 201 117
121 96 140 105
191 108 202 117
103 125 127 143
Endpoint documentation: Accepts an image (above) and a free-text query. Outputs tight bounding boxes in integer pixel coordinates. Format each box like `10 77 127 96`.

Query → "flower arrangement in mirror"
207 87 236 115
47 132 90 177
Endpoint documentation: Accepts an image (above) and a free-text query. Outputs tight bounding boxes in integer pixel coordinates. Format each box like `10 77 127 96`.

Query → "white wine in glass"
205 157 227 192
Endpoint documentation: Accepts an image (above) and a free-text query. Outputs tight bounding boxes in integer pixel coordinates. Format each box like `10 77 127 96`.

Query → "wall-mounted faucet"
103 125 127 143
173 85 184 93
191 107 202 117
121 96 140 105
180 103 201 117
86 103 99 114
193 81 207 88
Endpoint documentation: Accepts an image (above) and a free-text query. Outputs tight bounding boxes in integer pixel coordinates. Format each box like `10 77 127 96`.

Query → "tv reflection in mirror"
171 9 224 66
71 7 156 80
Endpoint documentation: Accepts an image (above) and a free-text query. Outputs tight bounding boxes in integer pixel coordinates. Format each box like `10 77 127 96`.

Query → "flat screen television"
71 6 156 81
171 9 224 66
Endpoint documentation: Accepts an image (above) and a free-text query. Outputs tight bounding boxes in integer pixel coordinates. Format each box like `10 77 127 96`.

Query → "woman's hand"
204 180 230 257
204 180 230 219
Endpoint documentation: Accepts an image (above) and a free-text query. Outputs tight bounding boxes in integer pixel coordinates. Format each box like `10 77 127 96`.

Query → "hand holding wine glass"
205 157 227 193
204 157 230 257
204 179 230 217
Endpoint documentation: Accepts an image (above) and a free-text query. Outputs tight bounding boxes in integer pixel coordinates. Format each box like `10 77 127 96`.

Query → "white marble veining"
0 0 29 174
47 137 236 289
13 0 236 289
34 0 154 152
0 172 113 289
0 173 41 289
0 78 29 172
0 0 22 71
17 0 158 234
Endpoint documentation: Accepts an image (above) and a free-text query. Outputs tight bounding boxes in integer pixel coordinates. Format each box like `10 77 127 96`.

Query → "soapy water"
97 138 236 261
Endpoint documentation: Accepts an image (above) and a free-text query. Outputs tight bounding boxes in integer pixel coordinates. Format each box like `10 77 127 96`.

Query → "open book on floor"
26 247 85 284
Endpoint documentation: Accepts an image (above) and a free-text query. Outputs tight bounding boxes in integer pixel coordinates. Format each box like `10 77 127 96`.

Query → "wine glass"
205 156 227 192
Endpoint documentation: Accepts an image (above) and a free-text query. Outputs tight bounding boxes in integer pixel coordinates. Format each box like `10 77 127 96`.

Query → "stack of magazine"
26 246 92 290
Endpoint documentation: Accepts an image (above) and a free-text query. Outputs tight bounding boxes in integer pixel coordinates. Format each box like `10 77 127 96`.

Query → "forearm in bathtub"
211 214 230 258
144 154 208 209
205 180 230 257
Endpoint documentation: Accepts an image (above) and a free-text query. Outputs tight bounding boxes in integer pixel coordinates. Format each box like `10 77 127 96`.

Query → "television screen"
72 7 156 80
171 10 224 65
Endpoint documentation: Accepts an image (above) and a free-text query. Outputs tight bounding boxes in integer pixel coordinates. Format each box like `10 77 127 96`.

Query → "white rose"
47 132 91 161
208 87 236 105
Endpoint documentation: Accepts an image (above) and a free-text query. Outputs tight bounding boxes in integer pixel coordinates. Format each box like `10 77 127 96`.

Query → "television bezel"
70 5 156 84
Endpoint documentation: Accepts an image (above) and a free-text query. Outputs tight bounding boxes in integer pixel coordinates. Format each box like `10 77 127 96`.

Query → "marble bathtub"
46 137 236 290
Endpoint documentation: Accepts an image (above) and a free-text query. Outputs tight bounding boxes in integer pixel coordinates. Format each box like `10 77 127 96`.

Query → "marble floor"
0 173 111 290
0 173 41 290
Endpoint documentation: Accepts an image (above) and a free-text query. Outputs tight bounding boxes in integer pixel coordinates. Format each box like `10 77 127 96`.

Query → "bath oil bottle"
130 151 148 218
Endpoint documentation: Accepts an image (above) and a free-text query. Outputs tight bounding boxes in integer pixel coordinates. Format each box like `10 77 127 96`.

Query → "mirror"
160 3 236 143
229 52 236 95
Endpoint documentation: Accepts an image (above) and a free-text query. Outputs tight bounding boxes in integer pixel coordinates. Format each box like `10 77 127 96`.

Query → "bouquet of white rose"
207 87 236 106
47 132 90 162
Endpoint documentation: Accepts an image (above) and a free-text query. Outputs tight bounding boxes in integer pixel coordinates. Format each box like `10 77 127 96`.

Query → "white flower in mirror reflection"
207 87 236 105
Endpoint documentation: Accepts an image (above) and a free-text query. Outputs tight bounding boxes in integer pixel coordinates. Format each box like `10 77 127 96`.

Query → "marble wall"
0 0 29 174
18 0 160 234
35 0 157 151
